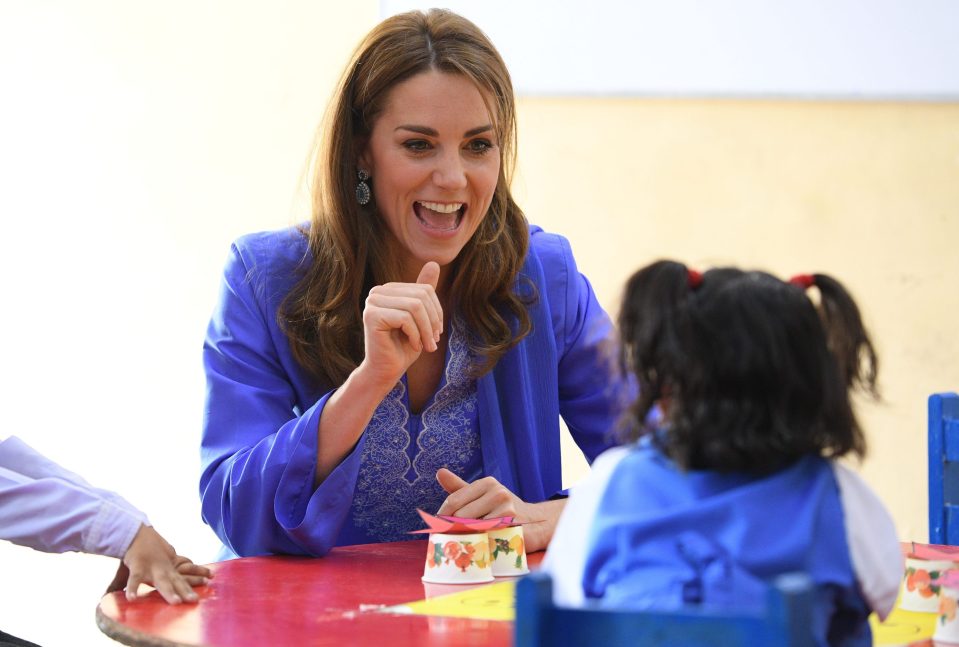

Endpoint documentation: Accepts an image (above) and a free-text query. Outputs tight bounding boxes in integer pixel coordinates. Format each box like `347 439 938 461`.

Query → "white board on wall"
381 0 959 99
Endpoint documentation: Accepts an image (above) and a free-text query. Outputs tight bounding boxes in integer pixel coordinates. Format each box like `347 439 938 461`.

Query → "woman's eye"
466 139 494 154
403 139 431 152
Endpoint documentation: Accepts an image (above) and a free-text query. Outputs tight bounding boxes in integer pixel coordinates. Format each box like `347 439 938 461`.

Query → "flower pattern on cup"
426 539 490 572
906 566 942 598
490 533 525 570
940 593 958 625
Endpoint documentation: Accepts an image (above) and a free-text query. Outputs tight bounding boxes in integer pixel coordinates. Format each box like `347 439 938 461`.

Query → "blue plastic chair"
514 571 815 647
929 392 959 544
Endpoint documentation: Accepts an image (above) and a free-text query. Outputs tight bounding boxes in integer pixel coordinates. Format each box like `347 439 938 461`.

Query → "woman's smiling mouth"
413 200 465 231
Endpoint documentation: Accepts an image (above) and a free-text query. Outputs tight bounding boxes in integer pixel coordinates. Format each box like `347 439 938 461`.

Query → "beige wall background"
0 2 956 645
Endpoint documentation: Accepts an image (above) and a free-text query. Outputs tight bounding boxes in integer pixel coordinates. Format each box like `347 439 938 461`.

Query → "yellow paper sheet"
871 603 936 646
388 580 516 622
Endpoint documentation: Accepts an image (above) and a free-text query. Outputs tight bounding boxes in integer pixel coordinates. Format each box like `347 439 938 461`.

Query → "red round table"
96 540 543 646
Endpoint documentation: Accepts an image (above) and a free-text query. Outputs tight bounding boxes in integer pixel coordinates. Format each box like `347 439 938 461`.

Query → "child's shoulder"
566 445 637 517
828 461 902 619
595 441 691 509
586 441 676 493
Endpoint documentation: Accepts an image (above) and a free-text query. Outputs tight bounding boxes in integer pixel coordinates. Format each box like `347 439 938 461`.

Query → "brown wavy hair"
281 9 532 386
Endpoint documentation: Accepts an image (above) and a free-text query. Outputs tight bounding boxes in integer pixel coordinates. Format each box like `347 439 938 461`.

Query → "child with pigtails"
544 261 903 647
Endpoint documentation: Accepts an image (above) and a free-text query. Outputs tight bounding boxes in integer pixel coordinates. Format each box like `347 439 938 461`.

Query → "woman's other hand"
359 261 443 389
435 468 567 553
106 524 212 604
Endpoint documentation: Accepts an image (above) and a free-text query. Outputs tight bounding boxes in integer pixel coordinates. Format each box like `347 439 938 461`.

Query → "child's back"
544 262 903 647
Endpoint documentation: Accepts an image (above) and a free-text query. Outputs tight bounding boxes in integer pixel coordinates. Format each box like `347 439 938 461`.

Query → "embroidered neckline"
351 317 480 541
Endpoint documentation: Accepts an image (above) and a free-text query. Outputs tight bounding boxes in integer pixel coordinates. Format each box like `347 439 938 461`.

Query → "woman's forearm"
314 362 397 485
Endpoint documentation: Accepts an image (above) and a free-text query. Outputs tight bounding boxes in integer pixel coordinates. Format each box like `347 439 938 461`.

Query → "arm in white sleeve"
831 462 903 620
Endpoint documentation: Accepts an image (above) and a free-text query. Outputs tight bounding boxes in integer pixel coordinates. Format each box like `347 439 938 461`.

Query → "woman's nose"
432 151 467 191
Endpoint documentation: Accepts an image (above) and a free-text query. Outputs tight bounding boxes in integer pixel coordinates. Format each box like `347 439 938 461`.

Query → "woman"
200 9 625 558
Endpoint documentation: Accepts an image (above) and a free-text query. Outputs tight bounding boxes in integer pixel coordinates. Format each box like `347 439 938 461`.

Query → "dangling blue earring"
356 169 371 205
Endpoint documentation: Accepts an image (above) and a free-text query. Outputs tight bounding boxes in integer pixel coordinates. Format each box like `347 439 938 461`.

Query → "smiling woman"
199 8 628 559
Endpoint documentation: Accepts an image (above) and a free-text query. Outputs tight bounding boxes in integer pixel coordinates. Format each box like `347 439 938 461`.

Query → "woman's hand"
358 261 443 390
435 469 568 553
106 524 212 604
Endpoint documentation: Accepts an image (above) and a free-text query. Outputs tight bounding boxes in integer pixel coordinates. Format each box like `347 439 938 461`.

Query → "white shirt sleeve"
542 445 631 607
0 436 148 558
831 462 903 620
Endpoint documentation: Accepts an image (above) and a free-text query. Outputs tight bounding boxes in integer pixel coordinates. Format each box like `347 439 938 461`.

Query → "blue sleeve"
534 230 630 465
200 241 366 557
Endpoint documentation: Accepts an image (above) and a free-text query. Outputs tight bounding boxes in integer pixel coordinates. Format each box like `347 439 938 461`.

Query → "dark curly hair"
618 260 879 474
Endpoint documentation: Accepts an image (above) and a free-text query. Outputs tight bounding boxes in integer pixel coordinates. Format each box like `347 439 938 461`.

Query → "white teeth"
416 201 463 214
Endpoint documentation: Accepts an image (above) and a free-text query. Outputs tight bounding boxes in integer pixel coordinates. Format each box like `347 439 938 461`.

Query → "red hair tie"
687 268 703 289
789 274 815 289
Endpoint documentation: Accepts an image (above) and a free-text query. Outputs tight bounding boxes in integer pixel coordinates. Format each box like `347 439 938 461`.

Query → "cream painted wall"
0 1 957 645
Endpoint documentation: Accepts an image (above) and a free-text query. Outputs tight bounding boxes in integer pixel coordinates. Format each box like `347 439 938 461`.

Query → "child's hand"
106 524 213 604
172 554 214 586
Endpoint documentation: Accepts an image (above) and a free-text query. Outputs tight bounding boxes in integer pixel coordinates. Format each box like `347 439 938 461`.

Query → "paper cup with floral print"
900 557 956 612
487 525 529 577
934 585 959 643
422 532 494 584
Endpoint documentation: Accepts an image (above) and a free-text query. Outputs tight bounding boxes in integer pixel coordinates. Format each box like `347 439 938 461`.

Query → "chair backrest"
514 571 815 647
929 392 959 544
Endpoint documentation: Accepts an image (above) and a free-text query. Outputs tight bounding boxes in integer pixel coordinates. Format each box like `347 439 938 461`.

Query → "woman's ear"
356 139 372 173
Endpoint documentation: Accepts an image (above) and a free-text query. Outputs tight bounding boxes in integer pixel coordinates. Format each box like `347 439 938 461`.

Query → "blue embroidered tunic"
200 224 626 557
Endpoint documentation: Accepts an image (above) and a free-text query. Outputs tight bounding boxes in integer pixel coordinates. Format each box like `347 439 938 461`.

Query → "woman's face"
360 70 500 283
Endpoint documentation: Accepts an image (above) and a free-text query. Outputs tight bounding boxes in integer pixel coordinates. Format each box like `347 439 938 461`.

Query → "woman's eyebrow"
464 125 493 137
395 124 494 137
395 124 436 136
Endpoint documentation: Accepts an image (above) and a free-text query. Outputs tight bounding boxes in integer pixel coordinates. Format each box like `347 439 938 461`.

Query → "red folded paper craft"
409 508 516 534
